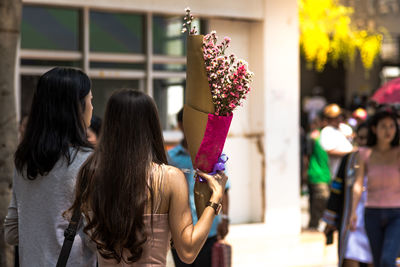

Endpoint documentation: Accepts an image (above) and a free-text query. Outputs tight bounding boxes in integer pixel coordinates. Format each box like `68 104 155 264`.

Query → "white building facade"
19 0 301 234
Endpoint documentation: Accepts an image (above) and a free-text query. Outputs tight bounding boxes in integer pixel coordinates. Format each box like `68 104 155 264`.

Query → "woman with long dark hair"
350 110 400 267
4 67 97 267
69 89 228 266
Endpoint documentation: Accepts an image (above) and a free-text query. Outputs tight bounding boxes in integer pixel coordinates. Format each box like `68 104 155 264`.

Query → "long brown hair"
70 89 167 263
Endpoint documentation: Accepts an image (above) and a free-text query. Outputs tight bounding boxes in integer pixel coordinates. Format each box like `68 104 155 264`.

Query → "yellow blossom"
299 0 384 72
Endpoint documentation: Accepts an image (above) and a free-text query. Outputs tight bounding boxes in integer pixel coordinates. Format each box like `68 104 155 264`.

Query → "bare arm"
327 150 351 157
350 153 364 231
167 167 227 264
327 146 357 158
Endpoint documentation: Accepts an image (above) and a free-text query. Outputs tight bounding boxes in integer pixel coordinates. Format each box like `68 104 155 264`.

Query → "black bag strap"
56 208 82 267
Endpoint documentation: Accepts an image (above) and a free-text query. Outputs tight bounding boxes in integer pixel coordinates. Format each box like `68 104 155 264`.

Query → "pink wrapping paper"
194 114 233 173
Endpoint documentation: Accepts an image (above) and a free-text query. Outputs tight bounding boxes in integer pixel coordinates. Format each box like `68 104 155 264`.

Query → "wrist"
206 201 222 215
210 193 222 204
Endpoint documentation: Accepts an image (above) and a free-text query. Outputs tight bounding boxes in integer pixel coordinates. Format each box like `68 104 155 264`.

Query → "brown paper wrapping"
183 35 214 218
185 35 215 115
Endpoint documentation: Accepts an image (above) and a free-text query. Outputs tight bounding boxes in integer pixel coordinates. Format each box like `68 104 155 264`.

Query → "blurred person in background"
320 104 354 181
339 111 354 142
352 108 368 128
87 115 102 147
307 104 354 230
323 123 372 267
307 113 330 229
169 108 230 267
350 110 400 267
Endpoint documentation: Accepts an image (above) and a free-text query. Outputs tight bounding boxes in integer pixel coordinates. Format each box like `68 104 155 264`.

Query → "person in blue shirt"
169 108 230 267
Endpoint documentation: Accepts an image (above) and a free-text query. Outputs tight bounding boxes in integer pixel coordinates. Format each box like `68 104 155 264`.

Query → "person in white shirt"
320 104 354 177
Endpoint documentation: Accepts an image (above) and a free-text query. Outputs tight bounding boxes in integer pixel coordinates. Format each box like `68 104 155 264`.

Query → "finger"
195 169 215 182
217 171 228 180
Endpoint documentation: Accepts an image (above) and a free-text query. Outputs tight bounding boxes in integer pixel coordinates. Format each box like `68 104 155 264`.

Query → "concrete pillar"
263 0 301 235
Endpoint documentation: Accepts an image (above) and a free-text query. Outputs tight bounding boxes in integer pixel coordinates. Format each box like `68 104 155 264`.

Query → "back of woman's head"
76 89 167 263
367 110 399 147
100 89 167 165
15 67 91 179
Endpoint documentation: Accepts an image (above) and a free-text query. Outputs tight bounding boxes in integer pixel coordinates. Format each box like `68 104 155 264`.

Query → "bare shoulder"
161 165 189 202
163 165 186 183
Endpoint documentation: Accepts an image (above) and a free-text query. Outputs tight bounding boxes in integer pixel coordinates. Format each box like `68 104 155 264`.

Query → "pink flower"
202 30 253 115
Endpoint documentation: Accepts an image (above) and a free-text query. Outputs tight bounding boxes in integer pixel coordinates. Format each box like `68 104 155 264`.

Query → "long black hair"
15 67 92 179
367 110 399 147
70 89 168 263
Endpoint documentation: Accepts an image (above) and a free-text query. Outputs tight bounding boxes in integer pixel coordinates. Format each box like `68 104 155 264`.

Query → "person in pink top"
350 110 400 267
68 89 228 266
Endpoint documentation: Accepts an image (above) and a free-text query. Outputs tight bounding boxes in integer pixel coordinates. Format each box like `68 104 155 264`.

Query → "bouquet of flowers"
182 8 253 217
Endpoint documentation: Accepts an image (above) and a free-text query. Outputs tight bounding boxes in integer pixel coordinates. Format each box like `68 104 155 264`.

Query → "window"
153 15 201 56
153 78 185 130
19 6 206 136
90 11 144 54
91 79 140 117
21 6 80 51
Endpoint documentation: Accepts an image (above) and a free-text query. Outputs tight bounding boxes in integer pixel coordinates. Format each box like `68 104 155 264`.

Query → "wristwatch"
206 201 222 215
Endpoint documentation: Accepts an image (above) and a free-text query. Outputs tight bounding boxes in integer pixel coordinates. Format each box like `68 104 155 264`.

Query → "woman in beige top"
69 89 228 266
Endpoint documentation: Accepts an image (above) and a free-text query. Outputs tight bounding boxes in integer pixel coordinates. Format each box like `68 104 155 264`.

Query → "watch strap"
206 201 221 215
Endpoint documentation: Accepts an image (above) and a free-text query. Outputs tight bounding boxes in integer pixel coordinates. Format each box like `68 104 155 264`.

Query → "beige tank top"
98 214 171 267
98 164 171 266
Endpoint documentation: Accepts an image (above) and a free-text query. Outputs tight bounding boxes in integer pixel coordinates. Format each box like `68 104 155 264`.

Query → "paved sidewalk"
225 224 338 267
167 195 338 267
167 224 338 267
